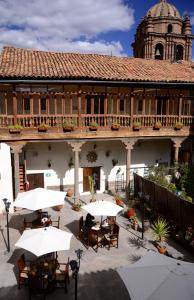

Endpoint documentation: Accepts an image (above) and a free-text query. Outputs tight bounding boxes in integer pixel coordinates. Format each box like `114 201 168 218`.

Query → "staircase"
19 165 26 192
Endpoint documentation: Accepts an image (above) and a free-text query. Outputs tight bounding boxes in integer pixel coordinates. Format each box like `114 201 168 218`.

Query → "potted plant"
174 121 183 130
114 194 124 207
89 120 98 131
153 121 162 130
88 175 96 202
151 217 170 254
73 202 82 211
133 121 141 131
111 120 120 131
8 124 23 133
130 215 138 230
38 123 48 132
63 119 75 132
127 207 135 219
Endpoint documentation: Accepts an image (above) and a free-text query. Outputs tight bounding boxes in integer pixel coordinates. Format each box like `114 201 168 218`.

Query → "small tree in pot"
152 217 170 254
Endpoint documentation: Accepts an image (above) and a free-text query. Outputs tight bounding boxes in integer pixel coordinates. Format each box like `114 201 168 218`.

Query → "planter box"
89 127 98 131
174 125 183 130
111 125 120 131
38 127 48 132
9 128 22 134
63 127 74 132
153 124 162 130
133 126 141 131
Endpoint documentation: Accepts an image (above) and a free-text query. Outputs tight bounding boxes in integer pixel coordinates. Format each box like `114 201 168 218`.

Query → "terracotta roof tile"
0 46 194 83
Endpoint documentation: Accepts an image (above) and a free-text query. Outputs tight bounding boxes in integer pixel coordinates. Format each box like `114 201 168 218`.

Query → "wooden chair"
54 258 70 293
17 254 31 288
23 218 33 230
104 223 120 250
28 272 48 300
89 228 103 252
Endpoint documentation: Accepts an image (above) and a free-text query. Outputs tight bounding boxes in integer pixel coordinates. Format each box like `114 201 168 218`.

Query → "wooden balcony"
0 113 193 142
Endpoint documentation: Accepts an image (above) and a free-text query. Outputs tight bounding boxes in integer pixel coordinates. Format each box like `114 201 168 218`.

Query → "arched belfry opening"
155 44 164 60
167 24 173 33
175 45 183 60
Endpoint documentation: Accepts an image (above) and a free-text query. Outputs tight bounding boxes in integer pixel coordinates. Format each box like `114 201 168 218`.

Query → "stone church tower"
132 0 193 61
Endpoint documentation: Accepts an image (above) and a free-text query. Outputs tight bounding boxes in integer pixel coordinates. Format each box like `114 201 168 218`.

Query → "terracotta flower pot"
54 204 63 211
157 245 167 254
127 208 135 218
66 189 73 197
116 199 124 206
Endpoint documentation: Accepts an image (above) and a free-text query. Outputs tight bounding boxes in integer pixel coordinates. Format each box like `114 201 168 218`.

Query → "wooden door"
83 167 101 192
27 173 44 190
83 168 93 192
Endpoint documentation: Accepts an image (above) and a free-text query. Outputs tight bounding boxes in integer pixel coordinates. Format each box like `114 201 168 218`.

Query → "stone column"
171 138 185 162
8 142 26 199
68 141 85 203
122 138 137 200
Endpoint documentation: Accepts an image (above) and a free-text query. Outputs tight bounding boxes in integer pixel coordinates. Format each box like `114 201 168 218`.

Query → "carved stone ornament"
86 151 98 163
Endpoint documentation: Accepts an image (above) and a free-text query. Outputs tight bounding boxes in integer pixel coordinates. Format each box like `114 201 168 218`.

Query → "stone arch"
167 24 173 33
175 44 184 60
155 43 164 60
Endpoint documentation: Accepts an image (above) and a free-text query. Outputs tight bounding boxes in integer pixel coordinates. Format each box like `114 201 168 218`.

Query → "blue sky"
0 0 193 59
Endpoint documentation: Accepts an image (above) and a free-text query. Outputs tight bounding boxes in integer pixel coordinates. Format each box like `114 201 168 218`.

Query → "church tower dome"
132 0 193 61
147 0 181 18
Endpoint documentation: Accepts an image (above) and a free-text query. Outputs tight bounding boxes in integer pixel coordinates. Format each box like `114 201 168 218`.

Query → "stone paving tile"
0 193 194 299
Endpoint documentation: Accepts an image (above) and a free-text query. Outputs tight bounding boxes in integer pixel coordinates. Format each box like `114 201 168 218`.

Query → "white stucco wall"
0 143 13 214
25 139 172 193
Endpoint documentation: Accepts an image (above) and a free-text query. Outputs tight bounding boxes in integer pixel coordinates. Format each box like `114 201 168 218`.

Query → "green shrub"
152 217 170 246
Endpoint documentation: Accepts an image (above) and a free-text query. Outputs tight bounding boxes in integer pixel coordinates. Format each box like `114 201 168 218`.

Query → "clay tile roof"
0 46 194 83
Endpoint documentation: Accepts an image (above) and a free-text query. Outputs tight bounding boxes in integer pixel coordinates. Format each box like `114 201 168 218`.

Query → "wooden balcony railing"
0 114 193 129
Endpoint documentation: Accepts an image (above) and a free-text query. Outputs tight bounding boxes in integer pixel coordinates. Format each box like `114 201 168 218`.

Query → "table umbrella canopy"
14 188 66 210
117 251 194 300
15 226 72 257
82 200 123 216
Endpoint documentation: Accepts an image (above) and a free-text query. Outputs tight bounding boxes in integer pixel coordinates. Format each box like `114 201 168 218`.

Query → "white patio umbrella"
117 251 194 300
15 226 72 257
82 200 123 216
14 188 66 210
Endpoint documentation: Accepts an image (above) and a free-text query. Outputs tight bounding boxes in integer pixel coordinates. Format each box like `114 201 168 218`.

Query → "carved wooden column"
68 141 85 202
178 92 183 121
8 142 26 199
77 88 82 128
122 138 137 199
130 90 134 128
171 138 185 162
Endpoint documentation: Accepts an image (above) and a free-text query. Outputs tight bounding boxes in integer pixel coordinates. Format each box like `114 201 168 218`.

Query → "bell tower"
132 0 194 61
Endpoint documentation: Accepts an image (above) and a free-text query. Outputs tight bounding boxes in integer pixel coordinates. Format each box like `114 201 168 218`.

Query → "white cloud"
0 0 134 55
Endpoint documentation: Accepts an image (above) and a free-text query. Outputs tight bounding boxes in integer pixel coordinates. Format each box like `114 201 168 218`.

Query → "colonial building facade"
0 0 193 213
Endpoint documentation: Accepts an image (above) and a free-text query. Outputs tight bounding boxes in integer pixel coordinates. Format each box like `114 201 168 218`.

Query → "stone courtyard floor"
0 193 194 300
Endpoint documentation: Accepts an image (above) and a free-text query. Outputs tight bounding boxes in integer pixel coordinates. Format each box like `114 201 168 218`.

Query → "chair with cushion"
54 258 70 293
104 223 120 250
17 254 31 288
